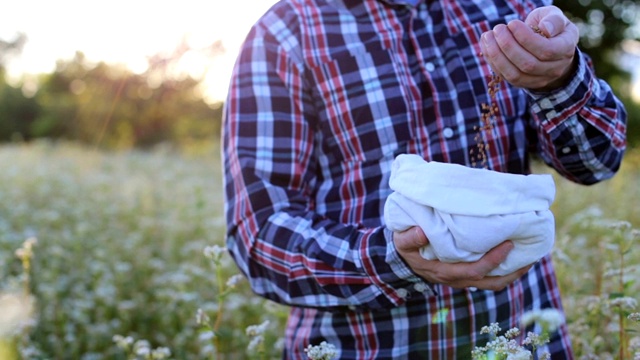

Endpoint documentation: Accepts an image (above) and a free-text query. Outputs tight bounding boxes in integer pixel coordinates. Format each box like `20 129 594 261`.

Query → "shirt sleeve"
526 49 627 185
222 20 424 311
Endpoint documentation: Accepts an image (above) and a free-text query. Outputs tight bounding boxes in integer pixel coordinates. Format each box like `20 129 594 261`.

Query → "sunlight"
1 0 278 102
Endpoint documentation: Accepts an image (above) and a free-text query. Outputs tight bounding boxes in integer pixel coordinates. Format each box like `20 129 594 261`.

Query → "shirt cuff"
524 49 592 131
384 227 436 297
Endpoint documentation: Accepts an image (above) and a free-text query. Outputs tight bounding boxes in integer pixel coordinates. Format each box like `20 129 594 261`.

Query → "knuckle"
519 60 536 74
538 49 555 62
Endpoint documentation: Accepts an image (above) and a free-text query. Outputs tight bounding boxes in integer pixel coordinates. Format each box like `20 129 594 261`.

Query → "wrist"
528 48 579 92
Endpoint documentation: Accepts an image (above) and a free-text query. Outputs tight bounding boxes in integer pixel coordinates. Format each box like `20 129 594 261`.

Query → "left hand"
480 6 579 91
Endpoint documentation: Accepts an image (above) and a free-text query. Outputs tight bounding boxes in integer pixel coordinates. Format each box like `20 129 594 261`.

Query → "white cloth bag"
383 154 556 276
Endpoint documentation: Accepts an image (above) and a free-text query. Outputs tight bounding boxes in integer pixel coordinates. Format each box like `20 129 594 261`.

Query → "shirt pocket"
309 46 416 163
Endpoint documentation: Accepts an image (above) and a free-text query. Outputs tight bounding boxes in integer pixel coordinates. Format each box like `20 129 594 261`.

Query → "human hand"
479 6 579 91
393 227 532 291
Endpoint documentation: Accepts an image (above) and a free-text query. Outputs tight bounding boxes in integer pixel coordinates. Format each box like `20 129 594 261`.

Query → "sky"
0 0 279 102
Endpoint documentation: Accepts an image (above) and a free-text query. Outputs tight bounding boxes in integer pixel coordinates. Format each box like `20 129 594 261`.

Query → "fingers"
507 20 578 61
423 241 513 284
480 10 578 90
394 227 428 252
524 6 567 37
393 229 532 292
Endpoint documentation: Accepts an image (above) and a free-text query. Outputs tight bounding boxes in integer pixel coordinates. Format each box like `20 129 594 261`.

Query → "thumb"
393 227 428 252
526 6 567 38
538 15 566 38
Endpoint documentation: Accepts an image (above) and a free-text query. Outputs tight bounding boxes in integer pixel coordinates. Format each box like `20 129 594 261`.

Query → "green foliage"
536 149 640 359
0 141 288 359
0 71 40 142
554 0 639 79
620 94 640 148
30 52 221 151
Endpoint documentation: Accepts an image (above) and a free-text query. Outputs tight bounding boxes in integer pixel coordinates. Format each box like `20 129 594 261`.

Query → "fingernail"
542 21 554 36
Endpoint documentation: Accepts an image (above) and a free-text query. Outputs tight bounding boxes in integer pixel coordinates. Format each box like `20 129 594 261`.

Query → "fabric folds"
384 154 556 276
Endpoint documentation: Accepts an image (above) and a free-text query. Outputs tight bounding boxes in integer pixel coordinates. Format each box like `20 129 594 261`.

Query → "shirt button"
561 146 571 154
396 288 409 298
413 282 428 292
425 62 435 72
443 127 454 138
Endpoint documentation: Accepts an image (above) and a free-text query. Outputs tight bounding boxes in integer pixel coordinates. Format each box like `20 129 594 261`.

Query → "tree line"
0 37 222 151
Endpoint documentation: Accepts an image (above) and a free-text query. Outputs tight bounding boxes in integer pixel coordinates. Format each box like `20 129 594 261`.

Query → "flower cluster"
246 320 270 352
112 335 171 360
304 341 338 360
472 308 564 359
520 308 565 334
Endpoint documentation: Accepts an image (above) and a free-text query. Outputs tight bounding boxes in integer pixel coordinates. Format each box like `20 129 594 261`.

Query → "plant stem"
213 265 225 357
619 250 626 360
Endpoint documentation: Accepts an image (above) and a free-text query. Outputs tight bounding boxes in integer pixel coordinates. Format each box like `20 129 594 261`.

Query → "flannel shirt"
223 0 627 358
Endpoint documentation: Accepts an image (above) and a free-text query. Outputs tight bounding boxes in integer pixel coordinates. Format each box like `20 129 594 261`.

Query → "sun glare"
1 0 278 102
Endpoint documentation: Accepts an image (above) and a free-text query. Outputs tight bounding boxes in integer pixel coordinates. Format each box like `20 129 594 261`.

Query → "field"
1 141 639 359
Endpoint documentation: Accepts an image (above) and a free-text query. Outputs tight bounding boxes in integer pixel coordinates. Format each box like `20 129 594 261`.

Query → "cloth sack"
383 154 556 276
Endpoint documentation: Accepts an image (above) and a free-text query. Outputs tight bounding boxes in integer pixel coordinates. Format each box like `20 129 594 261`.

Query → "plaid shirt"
223 0 627 358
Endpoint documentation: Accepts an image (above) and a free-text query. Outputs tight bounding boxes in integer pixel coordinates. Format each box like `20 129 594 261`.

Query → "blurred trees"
34 52 220 150
555 0 639 80
555 0 640 146
0 33 40 142
0 37 223 151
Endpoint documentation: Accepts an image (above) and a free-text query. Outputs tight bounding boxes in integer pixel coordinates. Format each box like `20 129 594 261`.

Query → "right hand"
393 227 532 291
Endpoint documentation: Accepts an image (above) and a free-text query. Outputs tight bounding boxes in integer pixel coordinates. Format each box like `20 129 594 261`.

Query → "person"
222 0 627 358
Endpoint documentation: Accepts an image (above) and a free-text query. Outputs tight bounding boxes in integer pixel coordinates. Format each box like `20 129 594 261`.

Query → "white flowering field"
1 141 639 359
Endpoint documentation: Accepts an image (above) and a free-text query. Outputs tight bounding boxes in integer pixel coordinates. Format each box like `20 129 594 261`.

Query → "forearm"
226 201 421 310
527 49 627 184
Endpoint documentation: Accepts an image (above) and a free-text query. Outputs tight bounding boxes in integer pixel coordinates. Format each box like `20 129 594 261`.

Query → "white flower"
246 320 270 337
134 339 151 356
15 237 37 261
198 330 215 342
151 346 171 359
304 341 338 360
112 334 134 349
520 308 564 333
226 274 244 288
607 220 632 231
247 334 264 352
629 313 640 322
504 328 520 339
196 308 210 325
203 245 225 260
522 332 547 347
609 297 638 311
506 348 532 360
480 322 501 336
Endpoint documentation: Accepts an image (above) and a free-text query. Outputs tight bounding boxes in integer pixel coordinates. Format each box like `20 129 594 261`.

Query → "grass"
0 141 638 359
